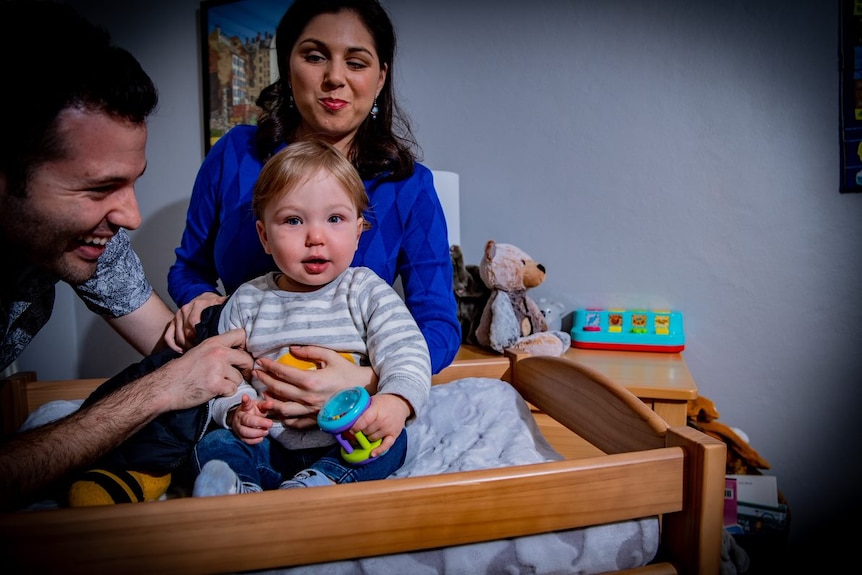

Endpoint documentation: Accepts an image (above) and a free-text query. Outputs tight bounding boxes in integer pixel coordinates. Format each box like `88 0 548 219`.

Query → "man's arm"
0 328 252 511
105 292 175 355
0 374 162 510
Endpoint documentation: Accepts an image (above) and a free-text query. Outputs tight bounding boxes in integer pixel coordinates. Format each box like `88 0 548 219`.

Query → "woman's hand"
164 292 228 352
254 346 378 429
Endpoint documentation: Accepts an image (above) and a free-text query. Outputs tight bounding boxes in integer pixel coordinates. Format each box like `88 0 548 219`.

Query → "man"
0 0 252 510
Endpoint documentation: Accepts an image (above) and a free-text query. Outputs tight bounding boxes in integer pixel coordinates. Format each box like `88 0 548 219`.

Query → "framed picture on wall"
200 0 292 152
840 0 862 193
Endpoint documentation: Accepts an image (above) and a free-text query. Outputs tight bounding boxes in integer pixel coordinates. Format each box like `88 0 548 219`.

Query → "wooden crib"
0 349 725 575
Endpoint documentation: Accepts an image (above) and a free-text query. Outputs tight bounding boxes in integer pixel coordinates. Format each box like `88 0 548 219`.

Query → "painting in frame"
840 0 862 193
200 0 293 152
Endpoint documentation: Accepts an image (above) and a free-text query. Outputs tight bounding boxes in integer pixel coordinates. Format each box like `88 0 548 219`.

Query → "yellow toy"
277 351 356 370
68 469 171 507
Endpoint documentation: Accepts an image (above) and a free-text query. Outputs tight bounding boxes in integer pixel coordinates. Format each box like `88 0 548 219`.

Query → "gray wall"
18 0 861 559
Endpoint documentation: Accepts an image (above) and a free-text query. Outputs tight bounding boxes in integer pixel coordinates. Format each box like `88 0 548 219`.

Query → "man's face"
0 108 147 284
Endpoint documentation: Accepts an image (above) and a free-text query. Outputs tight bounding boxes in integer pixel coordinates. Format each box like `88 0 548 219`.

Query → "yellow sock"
68 469 171 507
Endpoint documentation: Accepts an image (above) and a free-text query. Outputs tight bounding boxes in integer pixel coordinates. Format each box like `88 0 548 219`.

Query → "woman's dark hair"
255 0 416 181
0 0 158 197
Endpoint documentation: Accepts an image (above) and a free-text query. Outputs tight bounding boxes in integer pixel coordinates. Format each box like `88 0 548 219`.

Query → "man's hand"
156 328 252 412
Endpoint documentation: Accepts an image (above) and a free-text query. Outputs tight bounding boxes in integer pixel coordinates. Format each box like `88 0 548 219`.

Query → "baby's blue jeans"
194 427 407 489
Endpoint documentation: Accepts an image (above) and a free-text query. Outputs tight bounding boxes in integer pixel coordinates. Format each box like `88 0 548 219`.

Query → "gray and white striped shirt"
210 267 431 449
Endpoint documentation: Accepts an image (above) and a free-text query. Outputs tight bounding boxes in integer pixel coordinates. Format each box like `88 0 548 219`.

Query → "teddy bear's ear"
484 240 496 261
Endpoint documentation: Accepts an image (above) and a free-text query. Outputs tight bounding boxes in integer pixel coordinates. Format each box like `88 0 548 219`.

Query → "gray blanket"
249 378 659 575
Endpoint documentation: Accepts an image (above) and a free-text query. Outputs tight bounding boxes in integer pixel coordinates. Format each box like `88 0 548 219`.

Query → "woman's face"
288 10 387 153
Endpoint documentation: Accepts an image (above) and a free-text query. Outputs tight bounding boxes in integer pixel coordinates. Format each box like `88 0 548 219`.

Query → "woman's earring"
289 91 295 109
370 98 379 120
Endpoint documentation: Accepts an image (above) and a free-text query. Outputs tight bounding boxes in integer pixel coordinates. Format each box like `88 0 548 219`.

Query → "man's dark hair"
0 0 159 196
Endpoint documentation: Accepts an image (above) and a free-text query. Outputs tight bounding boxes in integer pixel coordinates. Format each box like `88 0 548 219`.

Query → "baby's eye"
286 216 302 226
328 215 344 224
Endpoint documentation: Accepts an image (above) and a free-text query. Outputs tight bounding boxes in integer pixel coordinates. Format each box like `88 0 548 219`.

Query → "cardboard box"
724 477 738 527
726 474 787 534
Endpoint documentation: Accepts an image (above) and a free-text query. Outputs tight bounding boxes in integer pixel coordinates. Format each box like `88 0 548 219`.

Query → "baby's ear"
256 219 272 254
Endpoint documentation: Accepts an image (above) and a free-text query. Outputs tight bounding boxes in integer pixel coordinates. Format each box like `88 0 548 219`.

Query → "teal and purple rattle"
318 387 382 465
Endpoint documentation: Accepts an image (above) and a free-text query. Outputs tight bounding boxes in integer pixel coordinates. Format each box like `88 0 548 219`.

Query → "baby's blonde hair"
253 139 369 227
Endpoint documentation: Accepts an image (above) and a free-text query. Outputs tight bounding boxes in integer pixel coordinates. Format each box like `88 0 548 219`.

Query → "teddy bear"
475 240 571 356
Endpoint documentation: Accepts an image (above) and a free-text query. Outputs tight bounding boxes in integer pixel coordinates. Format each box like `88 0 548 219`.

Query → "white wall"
18 0 862 563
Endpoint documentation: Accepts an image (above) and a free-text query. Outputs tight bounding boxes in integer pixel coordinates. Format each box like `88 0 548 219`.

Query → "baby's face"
257 168 363 292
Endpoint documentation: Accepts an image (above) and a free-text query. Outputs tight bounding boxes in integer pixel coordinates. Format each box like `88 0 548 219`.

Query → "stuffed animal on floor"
451 244 491 345
475 240 570 356
68 468 172 507
687 395 771 475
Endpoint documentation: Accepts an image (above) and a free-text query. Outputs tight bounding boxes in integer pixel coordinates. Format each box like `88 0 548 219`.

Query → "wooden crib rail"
510 355 670 453
0 351 725 575
0 449 686 574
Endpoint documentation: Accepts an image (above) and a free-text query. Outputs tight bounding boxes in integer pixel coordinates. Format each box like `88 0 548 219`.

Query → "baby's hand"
230 394 273 445
352 394 410 457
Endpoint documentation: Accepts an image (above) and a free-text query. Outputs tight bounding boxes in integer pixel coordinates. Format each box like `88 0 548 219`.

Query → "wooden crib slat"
0 371 36 439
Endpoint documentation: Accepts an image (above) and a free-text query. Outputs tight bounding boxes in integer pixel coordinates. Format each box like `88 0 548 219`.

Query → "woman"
167 0 459 428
